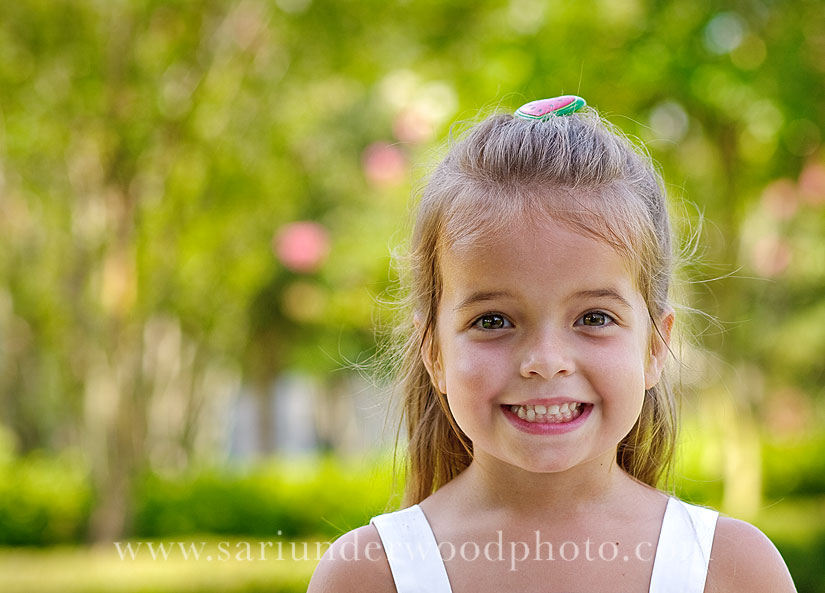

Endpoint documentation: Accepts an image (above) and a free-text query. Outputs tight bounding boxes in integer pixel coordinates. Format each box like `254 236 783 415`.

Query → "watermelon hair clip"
514 95 586 120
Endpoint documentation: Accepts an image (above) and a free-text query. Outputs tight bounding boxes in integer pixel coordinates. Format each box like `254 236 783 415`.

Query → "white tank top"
370 497 718 593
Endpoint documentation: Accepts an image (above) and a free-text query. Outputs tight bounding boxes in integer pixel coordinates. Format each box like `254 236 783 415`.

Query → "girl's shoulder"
306 523 395 593
705 515 796 593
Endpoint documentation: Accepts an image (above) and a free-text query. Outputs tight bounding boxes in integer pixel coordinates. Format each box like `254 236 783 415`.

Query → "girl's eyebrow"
571 288 633 310
454 288 634 312
454 290 515 312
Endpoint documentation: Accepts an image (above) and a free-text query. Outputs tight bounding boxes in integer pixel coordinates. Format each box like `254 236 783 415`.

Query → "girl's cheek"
594 352 643 377
451 341 510 386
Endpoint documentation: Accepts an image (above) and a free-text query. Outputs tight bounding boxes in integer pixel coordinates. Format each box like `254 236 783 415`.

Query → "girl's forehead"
445 217 621 263
444 220 631 277
434 185 655 297
440 217 644 298
442 184 637 251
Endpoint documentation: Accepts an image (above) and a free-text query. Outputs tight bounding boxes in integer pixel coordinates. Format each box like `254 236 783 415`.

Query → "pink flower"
362 142 406 188
393 108 434 144
760 179 798 221
798 162 825 207
751 234 791 277
273 221 330 273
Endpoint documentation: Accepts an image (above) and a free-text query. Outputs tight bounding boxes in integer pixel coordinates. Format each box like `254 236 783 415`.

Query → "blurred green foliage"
0 450 824 591
132 456 394 539
2 436 825 546
0 451 91 546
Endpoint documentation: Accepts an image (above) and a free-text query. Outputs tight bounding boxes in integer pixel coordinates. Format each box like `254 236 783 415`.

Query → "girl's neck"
450 449 640 519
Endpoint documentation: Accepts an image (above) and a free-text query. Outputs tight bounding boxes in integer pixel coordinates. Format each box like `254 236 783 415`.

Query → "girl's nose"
518 328 575 379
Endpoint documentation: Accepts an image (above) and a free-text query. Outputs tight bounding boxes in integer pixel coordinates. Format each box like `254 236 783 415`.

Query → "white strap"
369 505 452 593
649 498 719 593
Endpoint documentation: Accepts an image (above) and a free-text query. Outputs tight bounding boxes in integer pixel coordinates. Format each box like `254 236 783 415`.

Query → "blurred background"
1 0 824 591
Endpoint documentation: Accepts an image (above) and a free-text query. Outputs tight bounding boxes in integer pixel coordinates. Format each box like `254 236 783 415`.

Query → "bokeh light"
273 222 331 273
361 142 407 188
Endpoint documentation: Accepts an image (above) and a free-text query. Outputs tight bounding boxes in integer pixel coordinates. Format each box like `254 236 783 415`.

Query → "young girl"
307 96 797 593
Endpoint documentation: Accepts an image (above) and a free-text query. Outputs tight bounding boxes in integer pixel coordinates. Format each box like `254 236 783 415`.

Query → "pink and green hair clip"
514 95 587 120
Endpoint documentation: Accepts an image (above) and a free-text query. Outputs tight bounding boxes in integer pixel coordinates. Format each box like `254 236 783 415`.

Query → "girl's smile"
424 215 672 475
501 401 594 435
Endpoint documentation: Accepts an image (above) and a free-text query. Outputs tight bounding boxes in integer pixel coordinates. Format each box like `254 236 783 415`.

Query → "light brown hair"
391 107 678 507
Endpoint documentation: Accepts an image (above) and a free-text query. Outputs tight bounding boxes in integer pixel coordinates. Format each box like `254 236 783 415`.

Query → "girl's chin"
473 450 590 475
515 459 588 474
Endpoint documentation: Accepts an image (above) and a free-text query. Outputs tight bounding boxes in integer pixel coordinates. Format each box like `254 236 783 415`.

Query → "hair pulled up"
392 107 678 507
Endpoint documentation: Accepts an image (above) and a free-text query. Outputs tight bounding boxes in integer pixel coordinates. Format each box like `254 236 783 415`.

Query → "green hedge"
132 456 395 539
0 450 91 546
762 434 825 498
1 436 824 546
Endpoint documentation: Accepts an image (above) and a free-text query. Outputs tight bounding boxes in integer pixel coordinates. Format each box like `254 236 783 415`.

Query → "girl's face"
423 217 673 475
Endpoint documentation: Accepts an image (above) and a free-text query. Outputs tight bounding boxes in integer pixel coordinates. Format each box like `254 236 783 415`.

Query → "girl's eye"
577 311 615 327
473 314 511 330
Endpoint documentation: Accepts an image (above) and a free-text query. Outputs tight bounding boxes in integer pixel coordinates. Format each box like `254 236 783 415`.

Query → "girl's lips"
501 403 593 435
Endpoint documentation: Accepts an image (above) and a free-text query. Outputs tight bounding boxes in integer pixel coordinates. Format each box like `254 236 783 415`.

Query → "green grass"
0 537 317 593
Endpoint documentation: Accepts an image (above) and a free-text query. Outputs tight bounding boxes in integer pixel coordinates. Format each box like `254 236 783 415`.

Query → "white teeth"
507 402 585 424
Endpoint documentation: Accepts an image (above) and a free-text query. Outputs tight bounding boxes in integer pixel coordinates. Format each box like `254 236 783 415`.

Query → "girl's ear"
416 314 447 394
644 307 675 390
